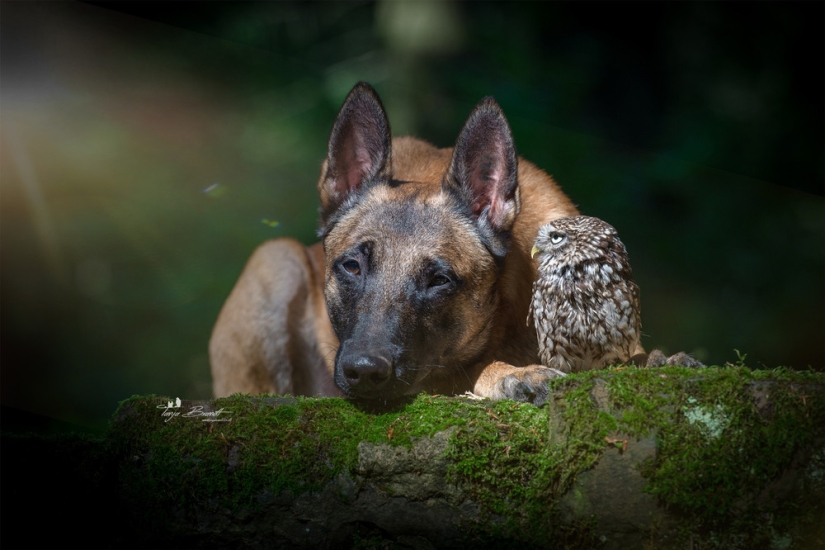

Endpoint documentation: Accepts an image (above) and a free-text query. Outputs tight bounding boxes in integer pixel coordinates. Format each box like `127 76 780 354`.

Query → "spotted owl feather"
529 216 641 372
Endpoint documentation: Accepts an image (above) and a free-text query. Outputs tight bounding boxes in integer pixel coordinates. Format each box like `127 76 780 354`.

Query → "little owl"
529 216 641 373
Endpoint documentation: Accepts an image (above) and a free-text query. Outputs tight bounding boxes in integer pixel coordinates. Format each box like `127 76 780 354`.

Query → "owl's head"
531 215 621 270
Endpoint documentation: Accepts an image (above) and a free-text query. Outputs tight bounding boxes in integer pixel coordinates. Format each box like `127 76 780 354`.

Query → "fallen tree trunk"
2 366 824 549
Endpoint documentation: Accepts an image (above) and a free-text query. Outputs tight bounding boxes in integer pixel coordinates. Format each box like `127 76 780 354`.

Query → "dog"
209 82 610 405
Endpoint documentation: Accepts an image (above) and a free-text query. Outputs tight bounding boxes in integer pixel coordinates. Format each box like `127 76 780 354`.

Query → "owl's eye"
550 232 566 245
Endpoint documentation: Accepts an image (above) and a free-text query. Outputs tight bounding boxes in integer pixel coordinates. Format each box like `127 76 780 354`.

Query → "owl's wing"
526 297 534 327
631 279 642 330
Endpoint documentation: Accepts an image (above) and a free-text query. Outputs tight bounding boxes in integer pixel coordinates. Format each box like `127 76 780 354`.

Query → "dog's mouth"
333 353 432 399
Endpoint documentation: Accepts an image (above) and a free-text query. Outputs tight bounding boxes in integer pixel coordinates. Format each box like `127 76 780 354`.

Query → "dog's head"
318 82 521 399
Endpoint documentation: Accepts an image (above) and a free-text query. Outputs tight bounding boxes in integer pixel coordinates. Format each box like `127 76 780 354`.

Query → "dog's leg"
209 239 338 397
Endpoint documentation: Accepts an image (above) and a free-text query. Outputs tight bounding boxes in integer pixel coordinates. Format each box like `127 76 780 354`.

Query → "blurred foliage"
0 1 822 431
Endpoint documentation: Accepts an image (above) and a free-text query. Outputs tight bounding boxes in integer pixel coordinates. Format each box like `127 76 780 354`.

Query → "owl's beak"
531 245 540 259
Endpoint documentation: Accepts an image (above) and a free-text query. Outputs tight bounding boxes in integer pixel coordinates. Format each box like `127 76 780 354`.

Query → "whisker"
404 363 448 372
455 364 473 386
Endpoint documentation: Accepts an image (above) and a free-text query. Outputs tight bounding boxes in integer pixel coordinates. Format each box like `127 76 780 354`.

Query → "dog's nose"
341 355 392 389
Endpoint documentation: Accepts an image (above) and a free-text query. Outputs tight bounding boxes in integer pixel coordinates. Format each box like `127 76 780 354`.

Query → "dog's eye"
429 274 451 288
550 232 566 245
342 260 361 275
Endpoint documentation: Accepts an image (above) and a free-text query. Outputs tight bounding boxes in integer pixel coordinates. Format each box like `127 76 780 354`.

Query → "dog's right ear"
318 82 392 228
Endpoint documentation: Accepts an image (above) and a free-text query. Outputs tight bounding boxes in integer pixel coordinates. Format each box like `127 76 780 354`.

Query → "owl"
528 216 641 373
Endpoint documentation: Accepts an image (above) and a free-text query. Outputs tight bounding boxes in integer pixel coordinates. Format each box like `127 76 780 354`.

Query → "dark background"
1 1 823 432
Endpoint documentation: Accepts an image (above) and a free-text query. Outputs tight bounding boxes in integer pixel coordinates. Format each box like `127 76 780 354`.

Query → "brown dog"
210 82 589 404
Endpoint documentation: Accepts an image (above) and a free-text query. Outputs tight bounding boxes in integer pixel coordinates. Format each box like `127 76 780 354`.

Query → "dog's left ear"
443 97 520 257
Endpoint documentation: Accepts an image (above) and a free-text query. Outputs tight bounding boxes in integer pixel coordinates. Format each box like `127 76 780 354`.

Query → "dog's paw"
496 366 566 406
645 349 704 368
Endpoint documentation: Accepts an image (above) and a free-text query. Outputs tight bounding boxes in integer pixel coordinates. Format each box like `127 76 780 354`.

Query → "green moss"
439 366 825 546
441 373 616 545
109 392 496 522
578 366 823 546
634 368 825 546
105 366 824 547
444 398 584 546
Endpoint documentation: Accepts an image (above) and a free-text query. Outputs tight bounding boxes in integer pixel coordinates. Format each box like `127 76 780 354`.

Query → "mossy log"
2 367 824 549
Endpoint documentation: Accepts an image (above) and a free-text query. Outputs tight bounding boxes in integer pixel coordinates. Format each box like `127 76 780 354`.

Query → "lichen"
682 397 729 438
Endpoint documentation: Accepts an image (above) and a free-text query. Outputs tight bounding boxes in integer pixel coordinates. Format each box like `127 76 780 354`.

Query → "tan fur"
321 179 502 394
210 136 578 398
210 240 339 397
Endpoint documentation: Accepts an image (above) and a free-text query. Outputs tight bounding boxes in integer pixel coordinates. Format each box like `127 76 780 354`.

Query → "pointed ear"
319 82 392 226
443 97 520 255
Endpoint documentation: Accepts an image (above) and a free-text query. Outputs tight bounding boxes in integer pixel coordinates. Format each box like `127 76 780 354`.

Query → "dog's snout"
341 355 392 389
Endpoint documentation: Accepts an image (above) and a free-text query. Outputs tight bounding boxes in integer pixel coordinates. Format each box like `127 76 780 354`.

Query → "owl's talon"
664 351 703 367
644 349 703 368
644 349 667 367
